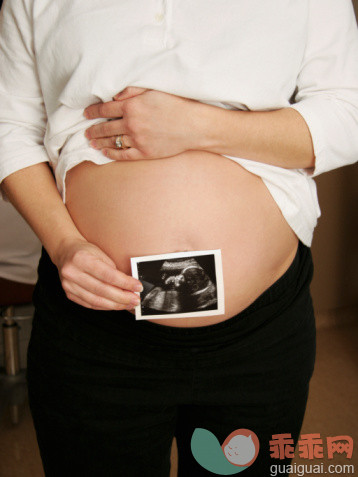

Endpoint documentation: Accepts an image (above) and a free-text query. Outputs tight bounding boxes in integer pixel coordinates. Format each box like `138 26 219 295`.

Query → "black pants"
26 241 316 477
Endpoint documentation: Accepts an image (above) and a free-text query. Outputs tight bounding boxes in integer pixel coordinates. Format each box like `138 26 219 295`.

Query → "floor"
0 322 357 477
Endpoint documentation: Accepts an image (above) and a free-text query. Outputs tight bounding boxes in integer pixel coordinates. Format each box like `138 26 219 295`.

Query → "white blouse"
0 0 358 246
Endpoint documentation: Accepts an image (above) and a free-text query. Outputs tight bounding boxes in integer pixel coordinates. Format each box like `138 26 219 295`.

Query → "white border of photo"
130 249 225 320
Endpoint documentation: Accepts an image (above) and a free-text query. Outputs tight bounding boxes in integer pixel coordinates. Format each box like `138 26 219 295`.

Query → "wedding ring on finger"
115 134 128 149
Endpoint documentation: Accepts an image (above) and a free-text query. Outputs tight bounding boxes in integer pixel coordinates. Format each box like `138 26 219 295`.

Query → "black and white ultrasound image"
137 254 218 315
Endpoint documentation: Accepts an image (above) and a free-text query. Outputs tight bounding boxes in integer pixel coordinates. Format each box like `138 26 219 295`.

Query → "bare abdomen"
65 151 298 327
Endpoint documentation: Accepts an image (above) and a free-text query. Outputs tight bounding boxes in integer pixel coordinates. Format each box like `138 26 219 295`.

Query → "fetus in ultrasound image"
137 255 218 315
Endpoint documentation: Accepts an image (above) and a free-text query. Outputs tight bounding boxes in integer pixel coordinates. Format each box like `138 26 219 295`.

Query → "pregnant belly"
65 151 298 327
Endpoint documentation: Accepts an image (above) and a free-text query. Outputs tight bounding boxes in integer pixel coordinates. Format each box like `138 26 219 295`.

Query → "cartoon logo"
191 428 260 475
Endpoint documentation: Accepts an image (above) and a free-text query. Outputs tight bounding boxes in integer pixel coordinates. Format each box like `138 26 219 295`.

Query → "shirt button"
155 12 164 22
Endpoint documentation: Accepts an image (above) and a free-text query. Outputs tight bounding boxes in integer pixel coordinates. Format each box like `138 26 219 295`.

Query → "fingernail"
89 140 97 149
134 283 143 292
83 110 89 119
85 130 90 138
131 297 141 306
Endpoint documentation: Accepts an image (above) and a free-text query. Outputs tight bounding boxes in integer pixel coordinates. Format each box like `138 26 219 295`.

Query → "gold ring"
115 135 124 149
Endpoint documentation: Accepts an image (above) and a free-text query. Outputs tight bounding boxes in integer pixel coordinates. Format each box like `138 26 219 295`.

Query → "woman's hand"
83 86 208 161
53 237 143 311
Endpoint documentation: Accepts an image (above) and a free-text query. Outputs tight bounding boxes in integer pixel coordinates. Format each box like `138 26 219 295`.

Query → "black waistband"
33 240 313 345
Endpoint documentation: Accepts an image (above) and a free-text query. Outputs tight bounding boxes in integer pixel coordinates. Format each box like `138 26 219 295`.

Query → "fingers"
74 254 143 292
89 135 143 161
65 292 106 310
63 276 140 311
66 289 136 311
85 119 125 140
113 86 150 101
84 100 125 120
102 147 144 161
89 134 133 151
84 87 150 119
64 270 140 305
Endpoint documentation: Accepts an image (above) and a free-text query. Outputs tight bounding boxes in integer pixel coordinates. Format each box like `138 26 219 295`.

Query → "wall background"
311 166 357 313
310 0 358 316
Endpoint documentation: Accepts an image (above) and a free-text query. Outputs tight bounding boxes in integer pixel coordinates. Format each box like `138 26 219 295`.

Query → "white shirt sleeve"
0 0 49 201
289 0 358 177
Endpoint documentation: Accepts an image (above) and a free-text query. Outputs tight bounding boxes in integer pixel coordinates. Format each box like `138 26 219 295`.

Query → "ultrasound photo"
130 249 225 320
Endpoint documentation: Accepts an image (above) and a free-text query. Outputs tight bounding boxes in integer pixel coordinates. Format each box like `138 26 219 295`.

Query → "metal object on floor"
0 304 33 425
3 306 20 376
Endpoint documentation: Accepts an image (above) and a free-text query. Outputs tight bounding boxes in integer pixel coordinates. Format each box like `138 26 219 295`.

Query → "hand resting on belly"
62 86 303 327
